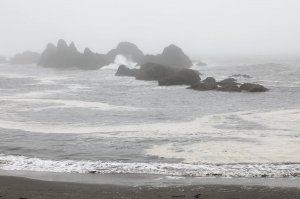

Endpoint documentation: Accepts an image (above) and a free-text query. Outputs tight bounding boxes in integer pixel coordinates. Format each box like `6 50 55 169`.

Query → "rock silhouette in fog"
9 51 40 64
0 56 7 64
115 65 137 77
106 42 145 63
139 44 193 68
38 39 109 69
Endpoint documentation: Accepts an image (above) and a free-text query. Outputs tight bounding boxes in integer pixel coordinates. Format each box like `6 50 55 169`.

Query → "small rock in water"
240 83 269 92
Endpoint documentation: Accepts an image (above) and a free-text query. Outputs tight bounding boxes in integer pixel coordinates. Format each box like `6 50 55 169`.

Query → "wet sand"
0 175 300 199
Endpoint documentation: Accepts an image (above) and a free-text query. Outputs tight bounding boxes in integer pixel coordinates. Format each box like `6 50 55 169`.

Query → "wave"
0 154 299 178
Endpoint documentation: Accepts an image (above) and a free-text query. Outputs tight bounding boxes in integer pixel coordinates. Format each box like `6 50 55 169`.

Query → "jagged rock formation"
38 39 109 69
0 56 7 64
139 44 193 69
9 51 40 64
106 42 144 63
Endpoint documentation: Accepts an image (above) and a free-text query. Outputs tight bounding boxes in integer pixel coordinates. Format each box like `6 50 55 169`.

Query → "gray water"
0 60 300 178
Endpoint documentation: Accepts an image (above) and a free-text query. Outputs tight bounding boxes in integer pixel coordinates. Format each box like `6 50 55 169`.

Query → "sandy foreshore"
0 175 300 199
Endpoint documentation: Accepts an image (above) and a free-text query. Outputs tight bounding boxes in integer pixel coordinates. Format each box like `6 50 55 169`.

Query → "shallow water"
0 60 299 178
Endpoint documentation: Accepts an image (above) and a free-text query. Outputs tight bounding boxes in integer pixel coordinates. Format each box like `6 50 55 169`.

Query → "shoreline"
1 170 300 188
0 175 300 199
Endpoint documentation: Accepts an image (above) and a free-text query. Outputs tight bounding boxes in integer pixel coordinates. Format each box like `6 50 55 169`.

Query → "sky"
0 0 300 59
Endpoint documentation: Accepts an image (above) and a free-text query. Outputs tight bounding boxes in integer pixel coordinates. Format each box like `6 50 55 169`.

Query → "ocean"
0 57 300 179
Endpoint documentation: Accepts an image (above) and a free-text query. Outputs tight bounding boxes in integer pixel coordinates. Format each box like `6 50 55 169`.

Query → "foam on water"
0 109 299 165
0 154 299 178
0 98 141 111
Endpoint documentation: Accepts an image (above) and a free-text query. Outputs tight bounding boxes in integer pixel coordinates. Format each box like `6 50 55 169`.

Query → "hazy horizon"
1 0 300 60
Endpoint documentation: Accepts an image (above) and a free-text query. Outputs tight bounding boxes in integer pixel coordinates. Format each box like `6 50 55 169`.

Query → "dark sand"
0 176 299 199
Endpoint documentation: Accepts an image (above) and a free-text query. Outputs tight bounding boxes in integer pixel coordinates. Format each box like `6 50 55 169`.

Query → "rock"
135 62 178 81
187 77 217 91
216 78 241 92
140 44 193 68
38 39 109 69
240 83 269 92
106 42 145 63
115 65 136 77
0 56 7 64
217 84 241 92
158 69 201 86
187 82 209 91
217 78 237 87
202 77 218 90
9 51 40 64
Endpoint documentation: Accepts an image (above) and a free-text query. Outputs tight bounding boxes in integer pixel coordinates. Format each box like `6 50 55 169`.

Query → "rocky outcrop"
135 63 177 81
9 51 40 64
188 77 217 91
106 42 144 63
38 39 109 69
0 56 7 64
115 62 200 86
217 78 237 87
188 77 268 93
140 44 193 69
158 69 201 86
115 65 137 77
240 83 269 92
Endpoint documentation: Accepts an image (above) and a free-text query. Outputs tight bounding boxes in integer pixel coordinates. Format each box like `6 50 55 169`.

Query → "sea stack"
106 42 145 63
38 39 109 70
139 44 193 68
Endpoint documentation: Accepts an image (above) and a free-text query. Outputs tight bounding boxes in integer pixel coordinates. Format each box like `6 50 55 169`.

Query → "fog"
1 0 300 60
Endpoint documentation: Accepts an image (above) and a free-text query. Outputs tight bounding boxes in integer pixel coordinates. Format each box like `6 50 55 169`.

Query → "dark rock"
115 65 136 77
9 51 40 64
106 42 144 63
240 83 269 92
217 78 237 87
203 77 217 90
0 56 7 64
140 44 193 68
38 39 109 70
159 69 201 86
187 77 217 91
135 62 178 81
187 82 209 91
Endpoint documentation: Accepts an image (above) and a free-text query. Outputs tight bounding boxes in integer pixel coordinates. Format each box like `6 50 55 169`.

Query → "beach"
0 175 300 199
